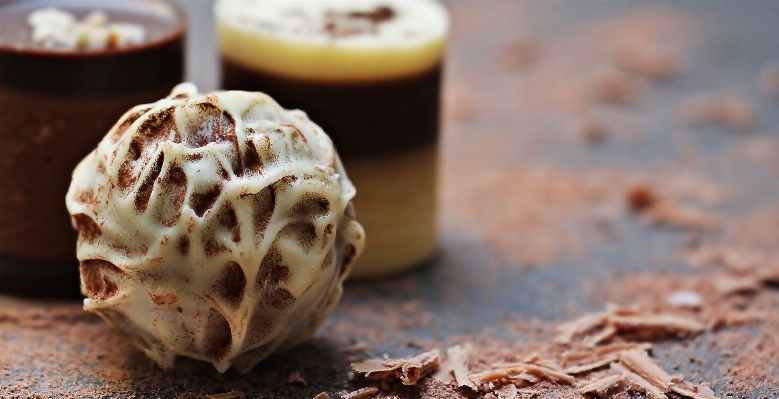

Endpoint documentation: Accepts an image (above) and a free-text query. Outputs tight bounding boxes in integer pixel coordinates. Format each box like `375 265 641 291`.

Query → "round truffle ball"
65 83 365 373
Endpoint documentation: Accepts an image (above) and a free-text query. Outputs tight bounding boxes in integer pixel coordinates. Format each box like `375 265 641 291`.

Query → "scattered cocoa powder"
576 116 610 145
681 95 757 133
591 67 643 105
498 38 543 71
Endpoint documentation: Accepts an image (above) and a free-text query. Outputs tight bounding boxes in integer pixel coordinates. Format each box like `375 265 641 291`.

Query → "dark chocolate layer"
0 37 184 98
222 59 442 159
0 87 175 299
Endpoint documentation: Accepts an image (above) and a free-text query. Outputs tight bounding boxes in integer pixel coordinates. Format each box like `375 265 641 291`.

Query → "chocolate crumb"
289 370 307 385
634 194 720 230
627 185 658 212
666 290 703 309
681 95 757 133
591 68 643 105
341 387 379 399
208 392 247 399
498 38 542 71
494 383 518 399
577 117 609 145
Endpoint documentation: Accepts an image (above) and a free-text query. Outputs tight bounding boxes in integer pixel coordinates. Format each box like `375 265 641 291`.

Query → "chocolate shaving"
433 345 476 390
557 305 704 345
581 350 720 399
579 374 626 396
618 349 673 391
555 312 608 344
611 362 669 399
468 367 519 385
585 324 618 347
469 362 575 389
515 372 540 384
562 342 653 374
520 363 576 384
670 381 718 399
608 313 705 340
288 370 306 385
340 387 379 399
351 349 440 386
313 393 331 399
714 275 761 296
710 310 767 330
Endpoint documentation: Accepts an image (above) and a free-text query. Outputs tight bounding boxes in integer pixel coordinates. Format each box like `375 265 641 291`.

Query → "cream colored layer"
215 0 448 82
346 146 438 278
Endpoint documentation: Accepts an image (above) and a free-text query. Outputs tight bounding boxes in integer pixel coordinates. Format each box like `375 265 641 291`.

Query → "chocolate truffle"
216 0 449 277
0 0 185 297
65 83 365 373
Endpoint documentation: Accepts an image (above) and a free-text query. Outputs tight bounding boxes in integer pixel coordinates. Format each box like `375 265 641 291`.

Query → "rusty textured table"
2 1 779 398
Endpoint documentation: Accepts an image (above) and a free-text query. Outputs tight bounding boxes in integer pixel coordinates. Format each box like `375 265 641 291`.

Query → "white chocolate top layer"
215 0 449 82
65 83 364 373
28 8 146 50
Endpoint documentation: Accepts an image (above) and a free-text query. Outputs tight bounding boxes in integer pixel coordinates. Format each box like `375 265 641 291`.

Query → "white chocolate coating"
65 83 364 373
215 0 449 82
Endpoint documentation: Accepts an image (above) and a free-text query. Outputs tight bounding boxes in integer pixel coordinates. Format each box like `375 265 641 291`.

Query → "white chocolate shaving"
65 83 365 373
28 7 146 50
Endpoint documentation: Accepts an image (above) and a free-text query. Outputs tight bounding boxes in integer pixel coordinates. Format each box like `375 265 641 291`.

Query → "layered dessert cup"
217 0 449 277
0 0 185 297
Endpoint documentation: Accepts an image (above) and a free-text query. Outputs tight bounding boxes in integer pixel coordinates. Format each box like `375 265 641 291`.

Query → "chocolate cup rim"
0 0 188 57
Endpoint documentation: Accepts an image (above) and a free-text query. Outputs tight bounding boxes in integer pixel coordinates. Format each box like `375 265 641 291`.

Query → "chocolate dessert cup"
216 0 449 278
0 0 185 297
